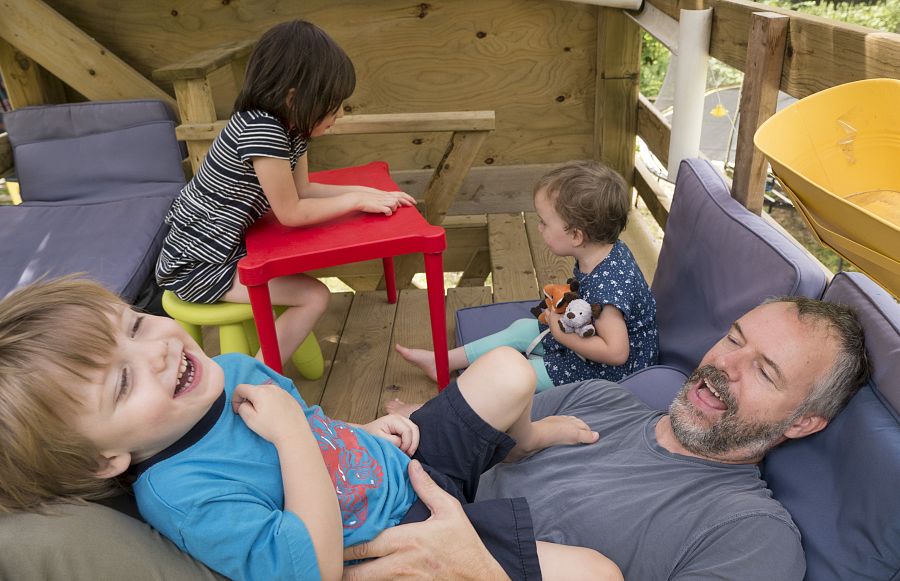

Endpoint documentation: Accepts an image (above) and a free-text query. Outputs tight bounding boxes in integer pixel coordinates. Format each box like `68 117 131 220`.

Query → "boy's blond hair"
0 277 124 512
534 160 630 244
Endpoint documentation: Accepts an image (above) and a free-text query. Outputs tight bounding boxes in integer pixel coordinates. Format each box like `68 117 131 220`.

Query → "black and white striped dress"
156 110 308 303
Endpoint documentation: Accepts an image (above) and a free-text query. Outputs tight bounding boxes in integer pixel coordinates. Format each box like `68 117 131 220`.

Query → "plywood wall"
44 0 600 172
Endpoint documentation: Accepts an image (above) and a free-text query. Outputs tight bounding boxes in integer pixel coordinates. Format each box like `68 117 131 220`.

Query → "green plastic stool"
161 291 324 380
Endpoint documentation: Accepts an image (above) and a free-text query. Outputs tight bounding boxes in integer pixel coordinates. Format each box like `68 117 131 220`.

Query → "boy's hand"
232 383 307 446
354 190 417 216
361 414 420 456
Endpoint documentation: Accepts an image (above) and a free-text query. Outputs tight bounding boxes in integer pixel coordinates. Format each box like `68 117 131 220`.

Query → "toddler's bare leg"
536 542 624 581
394 344 470 383
455 347 598 461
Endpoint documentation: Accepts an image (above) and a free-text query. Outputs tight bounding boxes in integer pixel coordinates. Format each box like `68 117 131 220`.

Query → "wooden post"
594 6 642 187
0 0 175 110
0 133 12 174
172 78 218 172
0 38 65 108
731 12 789 214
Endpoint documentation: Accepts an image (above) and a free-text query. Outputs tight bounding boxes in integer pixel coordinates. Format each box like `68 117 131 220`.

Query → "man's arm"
342 461 510 581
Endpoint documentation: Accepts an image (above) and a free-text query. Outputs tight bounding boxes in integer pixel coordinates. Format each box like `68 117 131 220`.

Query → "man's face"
669 302 838 462
72 307 225 473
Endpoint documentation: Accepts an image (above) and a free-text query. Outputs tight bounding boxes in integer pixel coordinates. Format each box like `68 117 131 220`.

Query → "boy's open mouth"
174 352 199 398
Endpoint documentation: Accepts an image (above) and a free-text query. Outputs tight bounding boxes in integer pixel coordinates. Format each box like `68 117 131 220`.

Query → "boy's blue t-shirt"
132 353 416 581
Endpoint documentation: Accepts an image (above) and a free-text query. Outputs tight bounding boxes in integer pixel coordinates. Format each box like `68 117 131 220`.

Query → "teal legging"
462 318 555 392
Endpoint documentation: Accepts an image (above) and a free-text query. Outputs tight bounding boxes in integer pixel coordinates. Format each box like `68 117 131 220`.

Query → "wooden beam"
646 0 900 99
594 7 642 187
636 94 671 168
731 12 789 214
0 0 175 109
152 39 256 82
173 79 217 172
633 156 673 229
0 133 11 174
488 213 539 302
0 37 65 107
329 111 495 135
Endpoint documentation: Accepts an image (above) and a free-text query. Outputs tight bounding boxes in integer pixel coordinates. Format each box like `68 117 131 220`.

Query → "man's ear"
783 415 828 440
95 452 132 479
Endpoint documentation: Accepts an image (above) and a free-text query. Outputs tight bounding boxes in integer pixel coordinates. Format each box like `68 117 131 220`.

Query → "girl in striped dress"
156 20 415 365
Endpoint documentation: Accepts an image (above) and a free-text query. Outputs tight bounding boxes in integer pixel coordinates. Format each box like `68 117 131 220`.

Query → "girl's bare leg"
536 542 624 581
222 273 330 365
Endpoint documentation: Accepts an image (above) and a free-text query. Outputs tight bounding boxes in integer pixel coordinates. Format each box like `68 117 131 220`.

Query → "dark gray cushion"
651 159 828 374
5 99 182 203
617 364 686 410
762 272 900 581
0 196 175 301
456 299 535 347
0 100 183 301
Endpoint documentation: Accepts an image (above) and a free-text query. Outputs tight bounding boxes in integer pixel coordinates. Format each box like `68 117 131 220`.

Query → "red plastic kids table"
237 161 450 389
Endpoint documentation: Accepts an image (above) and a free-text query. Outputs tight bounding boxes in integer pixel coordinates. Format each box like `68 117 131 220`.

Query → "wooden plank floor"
203 207 661 424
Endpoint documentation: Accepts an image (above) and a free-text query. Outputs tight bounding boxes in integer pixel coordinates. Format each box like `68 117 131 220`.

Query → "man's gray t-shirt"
477 381 805 580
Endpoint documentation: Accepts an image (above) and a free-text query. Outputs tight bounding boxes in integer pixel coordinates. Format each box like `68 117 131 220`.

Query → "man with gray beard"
345 297 869 580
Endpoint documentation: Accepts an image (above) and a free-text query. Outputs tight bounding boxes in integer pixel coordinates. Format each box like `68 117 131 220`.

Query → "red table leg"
382 256 397 304
246 283 283 374
424 251 449 390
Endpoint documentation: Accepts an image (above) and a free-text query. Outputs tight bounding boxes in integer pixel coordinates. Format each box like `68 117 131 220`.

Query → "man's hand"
361 414 420 456
232 383 307 446
342 461 509 581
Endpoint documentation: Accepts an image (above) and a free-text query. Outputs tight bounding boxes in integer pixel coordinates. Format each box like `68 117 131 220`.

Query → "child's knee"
309 278 331 311
481 347 536 396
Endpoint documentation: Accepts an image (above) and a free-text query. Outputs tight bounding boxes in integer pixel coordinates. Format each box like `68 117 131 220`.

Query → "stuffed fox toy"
530 278 580 325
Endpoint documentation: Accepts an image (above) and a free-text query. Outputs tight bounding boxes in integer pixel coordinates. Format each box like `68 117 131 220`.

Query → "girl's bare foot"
384 398 424 418
395 344 438 382
506 415 599 462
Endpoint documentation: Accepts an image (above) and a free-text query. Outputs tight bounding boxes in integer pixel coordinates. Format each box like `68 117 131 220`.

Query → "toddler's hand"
355 190 417 216
232 383 307 445
362 414 420 456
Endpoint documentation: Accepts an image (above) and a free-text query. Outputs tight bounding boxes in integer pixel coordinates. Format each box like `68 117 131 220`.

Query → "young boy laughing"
0 277 623 581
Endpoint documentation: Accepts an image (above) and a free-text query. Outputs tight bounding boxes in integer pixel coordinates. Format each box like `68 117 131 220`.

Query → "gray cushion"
617 365 686 410
0 100 183 301
5 99 183 203
762 272 900 581
456 299 535 347
0 501 225 580
0 196 175 301
651 159 828 374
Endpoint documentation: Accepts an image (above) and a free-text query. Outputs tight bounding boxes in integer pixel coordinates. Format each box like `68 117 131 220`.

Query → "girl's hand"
232 383 308 446
362 414 420 456
354 190 417 216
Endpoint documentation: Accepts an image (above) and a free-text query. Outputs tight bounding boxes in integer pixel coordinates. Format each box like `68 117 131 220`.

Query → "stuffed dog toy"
558 298 603 337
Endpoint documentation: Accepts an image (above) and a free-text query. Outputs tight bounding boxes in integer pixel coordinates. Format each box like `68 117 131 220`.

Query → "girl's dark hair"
234 20 356 139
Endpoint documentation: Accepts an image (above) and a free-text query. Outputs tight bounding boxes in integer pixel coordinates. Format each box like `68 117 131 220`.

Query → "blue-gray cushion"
762 272 900 580
617 365 686 410
652 159 828 375
0 100 183 301
456 299 535 347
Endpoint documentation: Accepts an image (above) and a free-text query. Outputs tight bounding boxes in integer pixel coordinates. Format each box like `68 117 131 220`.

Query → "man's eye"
726 335 739 345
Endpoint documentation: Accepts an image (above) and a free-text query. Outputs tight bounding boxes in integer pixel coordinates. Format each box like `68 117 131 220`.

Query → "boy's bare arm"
545 306 630 366
233 383 344 581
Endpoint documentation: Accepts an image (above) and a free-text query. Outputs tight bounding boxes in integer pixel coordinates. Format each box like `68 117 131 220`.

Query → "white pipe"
666 8 713 179
559 0 644 11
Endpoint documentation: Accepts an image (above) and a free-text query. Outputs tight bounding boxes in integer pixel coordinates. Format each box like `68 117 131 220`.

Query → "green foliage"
640 33 670 99
762 0 900 32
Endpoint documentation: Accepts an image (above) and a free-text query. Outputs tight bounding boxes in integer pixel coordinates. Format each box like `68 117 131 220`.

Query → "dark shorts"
401 380 542 581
